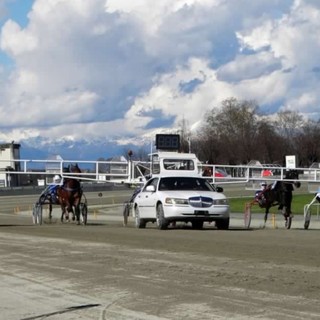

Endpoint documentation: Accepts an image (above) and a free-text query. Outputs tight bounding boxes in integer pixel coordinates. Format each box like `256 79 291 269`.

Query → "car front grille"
189 196 213 208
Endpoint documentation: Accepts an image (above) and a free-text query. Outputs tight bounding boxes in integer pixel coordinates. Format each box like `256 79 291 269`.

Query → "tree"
274 110 304 159
192 132 222 164
198 98 260 164
295 119 320 166
177 117 191 153
255 118 283 164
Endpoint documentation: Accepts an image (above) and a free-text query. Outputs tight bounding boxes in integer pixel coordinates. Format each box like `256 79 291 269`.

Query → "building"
103 156 128 182
43 154 64 185
0 142 21 187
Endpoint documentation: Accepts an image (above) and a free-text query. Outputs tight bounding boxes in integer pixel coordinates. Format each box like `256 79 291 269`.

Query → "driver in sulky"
47 174 63 203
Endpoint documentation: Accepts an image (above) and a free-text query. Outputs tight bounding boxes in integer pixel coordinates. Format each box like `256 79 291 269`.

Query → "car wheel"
216 218 229 230
134 205 146 229
156 204 168 230
192 221 203 229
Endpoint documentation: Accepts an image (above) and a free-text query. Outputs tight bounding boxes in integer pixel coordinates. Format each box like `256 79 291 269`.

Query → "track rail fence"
1 158 320 190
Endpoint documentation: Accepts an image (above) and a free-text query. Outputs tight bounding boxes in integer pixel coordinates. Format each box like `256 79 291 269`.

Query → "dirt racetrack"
1 191 320 320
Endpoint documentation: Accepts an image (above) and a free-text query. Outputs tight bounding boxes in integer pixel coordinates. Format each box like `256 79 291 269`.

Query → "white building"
0 142 21 187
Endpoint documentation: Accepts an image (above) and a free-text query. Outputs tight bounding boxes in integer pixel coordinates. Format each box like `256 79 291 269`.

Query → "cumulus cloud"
0 0 319 154
1 19 38 55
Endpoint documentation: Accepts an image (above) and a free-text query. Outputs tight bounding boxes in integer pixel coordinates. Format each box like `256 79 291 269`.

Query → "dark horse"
202 166 213 177
254 169 301 229
56 164 83 224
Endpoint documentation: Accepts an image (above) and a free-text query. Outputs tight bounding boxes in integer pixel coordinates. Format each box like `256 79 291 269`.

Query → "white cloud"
124 57 235 134
0 0 319 156
105 0 219 35
1 19 38 56
217 52 282 82
237 0 320 71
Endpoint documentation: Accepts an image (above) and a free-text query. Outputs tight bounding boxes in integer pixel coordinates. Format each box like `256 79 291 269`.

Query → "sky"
0 0 320 159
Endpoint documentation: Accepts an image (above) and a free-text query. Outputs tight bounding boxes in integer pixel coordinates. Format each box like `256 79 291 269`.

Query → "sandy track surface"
1 192 320 319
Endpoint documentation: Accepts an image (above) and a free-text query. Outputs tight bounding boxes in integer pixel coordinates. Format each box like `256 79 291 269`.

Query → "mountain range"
18 138 138 161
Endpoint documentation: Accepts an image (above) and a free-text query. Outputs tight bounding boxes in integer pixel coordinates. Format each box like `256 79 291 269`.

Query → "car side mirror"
146 185 156 192
215 186 223 193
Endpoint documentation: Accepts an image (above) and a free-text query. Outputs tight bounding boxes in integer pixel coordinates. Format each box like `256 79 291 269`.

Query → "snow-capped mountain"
18 138 140 161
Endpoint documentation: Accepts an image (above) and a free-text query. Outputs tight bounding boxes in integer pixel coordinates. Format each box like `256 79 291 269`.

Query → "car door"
135 178 159 218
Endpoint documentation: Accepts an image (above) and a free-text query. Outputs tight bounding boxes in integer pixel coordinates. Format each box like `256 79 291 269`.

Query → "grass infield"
229 193 317 215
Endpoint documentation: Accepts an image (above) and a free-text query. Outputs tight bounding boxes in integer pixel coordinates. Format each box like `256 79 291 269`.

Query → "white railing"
198 163 320 190
1 158 320 189
0 158 151 187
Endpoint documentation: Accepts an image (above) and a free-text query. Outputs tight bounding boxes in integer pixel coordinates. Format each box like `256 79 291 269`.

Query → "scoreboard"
155 134 180 151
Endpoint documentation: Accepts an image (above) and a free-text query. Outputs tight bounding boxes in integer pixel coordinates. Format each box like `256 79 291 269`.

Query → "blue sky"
4 0 33 26
0 0 33 65
0 0 320 159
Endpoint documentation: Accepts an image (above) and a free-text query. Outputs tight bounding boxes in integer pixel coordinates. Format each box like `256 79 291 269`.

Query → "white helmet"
53 175 61 183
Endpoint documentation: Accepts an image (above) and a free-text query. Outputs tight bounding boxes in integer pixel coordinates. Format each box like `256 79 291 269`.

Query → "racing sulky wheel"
32 203 43 225
123 202 131 227
303 205 311 230
244 202 252 229
284 214 292 229
80 202 88 225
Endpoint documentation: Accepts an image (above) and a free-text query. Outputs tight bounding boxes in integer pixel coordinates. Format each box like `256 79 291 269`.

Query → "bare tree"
198 98 260 164
177 117 191 153
295 119 320 166
114 100 318 168
255 118 283 164
274 110 304 157
192 132 222 163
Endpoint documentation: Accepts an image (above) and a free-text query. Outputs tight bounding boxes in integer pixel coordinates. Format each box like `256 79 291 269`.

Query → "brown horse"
202 166 213 177
57 164 83 224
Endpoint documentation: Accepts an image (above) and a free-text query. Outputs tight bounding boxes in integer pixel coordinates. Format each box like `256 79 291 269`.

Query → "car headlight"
213 199 229 205
165 198 189 205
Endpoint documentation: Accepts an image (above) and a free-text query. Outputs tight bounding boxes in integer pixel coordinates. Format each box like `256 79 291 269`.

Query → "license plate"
194 210 209 215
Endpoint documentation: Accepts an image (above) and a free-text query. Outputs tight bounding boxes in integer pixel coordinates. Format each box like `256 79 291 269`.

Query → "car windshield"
158 177 214 191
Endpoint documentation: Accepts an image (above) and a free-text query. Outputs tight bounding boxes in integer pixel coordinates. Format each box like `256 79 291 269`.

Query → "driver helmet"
53 175 61 183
